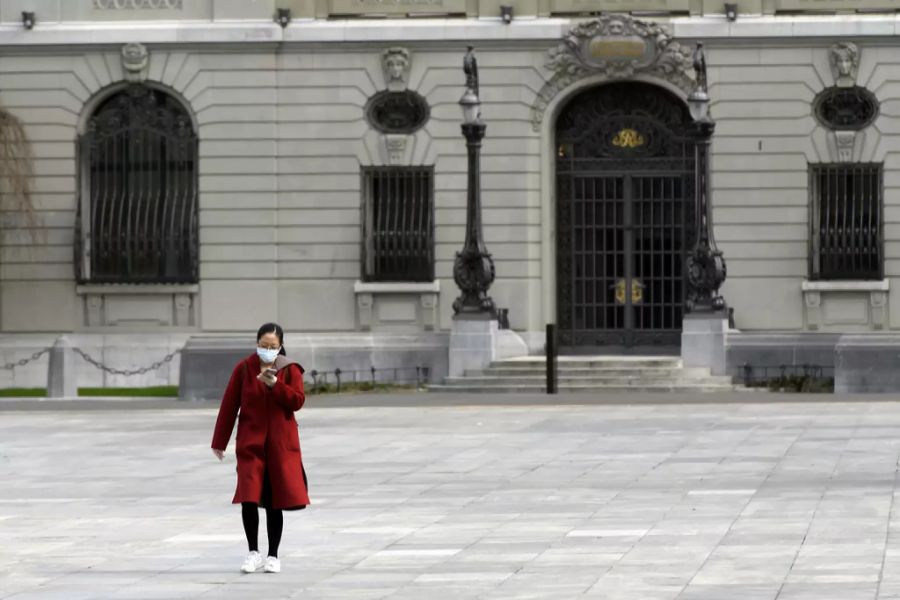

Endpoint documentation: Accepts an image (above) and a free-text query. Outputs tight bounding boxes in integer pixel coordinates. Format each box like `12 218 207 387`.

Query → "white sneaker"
241 551 264 573
264 556 281 573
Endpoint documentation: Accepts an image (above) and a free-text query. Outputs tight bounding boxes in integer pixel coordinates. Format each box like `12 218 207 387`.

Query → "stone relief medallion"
121 43 150 83
365 90 430 134
532 15 695 132
813 86 878 131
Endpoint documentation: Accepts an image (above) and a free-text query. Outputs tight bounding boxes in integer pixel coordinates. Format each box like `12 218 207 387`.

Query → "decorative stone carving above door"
531 15 695 132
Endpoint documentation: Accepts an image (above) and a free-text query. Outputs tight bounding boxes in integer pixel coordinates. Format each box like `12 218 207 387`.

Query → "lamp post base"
680 313 728 376
452 249 496 317
448 314 499 378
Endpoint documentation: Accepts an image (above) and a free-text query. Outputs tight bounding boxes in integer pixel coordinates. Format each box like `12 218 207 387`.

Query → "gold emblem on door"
613 278 644 305
612 128 645 148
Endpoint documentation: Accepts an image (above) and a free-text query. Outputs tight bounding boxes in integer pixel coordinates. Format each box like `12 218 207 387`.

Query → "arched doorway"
555 81 695 353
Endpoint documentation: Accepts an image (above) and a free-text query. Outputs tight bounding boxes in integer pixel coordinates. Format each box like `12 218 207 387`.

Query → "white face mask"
256 347 280 364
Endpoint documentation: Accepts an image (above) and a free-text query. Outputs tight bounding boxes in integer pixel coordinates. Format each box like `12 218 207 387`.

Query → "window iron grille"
809 163 882 281
362 166 434 282
76 85 198 284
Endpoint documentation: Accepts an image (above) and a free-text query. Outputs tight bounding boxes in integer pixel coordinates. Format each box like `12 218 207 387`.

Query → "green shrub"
757 375 834 393
306 382 418 395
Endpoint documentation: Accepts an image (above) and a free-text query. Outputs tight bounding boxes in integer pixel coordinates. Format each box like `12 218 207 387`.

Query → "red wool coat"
211 354 310 510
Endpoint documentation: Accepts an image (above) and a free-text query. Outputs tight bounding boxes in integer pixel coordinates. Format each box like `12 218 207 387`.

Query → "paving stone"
2 400 900 599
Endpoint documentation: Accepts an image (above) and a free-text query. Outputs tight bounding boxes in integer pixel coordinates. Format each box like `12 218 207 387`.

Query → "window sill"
76 283 200 296
354 281 440 294
353 281 440 332
76 284 199 329
802 280 889 293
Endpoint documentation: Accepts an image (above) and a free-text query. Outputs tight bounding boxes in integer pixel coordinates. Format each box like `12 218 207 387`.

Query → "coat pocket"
284 426 301 452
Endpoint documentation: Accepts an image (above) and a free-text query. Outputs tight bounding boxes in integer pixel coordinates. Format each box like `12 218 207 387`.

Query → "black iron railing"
306 366 430 394
362 166 434 283
810 163 882 281
741 363 834 392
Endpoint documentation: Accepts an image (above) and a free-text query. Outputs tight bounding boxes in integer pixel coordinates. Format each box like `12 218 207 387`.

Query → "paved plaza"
3 396 900 599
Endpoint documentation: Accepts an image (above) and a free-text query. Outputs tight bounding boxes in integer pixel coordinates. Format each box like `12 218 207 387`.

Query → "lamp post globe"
687 89 710 123
459 87 481 125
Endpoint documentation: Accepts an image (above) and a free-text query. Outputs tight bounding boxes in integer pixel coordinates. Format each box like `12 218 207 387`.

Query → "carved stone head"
830 42 859 88
382 47 411 92
121 43 149 83
607 18 627 36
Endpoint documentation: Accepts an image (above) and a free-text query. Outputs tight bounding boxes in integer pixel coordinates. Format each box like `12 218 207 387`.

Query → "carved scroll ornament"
531 15 695 132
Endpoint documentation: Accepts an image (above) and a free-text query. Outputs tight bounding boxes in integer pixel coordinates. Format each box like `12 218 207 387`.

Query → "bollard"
47 336 78 398
546 324 558 395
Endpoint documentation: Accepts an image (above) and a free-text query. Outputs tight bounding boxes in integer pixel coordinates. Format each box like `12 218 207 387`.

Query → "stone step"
440 354 742 393
429 383 741 393
447 375 735 386
491 357 684 369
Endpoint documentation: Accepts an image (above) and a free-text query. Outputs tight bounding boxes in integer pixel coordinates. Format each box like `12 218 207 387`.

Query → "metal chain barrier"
71 347 181 377
0 346 54 371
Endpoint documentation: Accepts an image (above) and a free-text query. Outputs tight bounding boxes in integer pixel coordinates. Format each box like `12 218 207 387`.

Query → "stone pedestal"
47 336 78 398
178 337 250 402
449 314 498 378
681 314 728 376
835 334 900 393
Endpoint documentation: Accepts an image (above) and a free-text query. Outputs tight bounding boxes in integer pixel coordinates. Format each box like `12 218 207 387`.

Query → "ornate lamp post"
452 46 496 317
685 43 727 315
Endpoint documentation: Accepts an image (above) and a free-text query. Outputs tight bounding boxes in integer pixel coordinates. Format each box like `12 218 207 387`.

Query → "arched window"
76 85 198 284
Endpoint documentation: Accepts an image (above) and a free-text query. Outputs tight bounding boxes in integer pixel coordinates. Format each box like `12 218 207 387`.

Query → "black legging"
241 503 283 558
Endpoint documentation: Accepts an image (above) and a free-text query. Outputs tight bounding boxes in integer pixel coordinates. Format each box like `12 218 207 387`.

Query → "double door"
557 172 690 353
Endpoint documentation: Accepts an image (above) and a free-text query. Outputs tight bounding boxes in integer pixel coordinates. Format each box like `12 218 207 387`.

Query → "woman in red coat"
211 322 309 574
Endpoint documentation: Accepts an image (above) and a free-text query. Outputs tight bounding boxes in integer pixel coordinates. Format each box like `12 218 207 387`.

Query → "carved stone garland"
531 15 695 132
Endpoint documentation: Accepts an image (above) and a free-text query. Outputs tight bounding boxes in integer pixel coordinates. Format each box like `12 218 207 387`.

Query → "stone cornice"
2 15 900 47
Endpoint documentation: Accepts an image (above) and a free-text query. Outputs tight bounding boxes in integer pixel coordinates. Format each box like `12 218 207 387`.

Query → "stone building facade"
0 0 898 388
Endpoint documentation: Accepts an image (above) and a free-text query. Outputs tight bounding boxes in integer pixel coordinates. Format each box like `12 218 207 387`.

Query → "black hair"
257 322 287 356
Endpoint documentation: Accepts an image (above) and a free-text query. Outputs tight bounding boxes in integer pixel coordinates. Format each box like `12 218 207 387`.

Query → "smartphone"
265 368 278 376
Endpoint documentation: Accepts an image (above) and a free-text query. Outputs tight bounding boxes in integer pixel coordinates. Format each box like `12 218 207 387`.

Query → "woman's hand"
258 371 277 388
212 448 224 461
